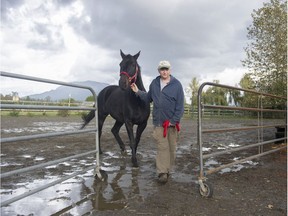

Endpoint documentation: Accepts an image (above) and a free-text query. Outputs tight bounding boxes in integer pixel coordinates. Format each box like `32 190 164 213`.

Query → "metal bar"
0 104 94 111
1 165 95 207
202 138 286 159
205 145 287 175
1 71 95 93
259 95 264 153
94 99 101 179
0 128 97 143
199 82 287 99
1 150 97 178
203 104 286 113
202 124 287 133
197 84 205 178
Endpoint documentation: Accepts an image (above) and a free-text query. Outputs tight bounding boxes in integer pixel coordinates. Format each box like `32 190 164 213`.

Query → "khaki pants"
153 126 178 175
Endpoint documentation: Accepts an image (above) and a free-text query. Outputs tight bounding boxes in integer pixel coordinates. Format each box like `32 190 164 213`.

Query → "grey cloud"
68 1 130 51
27 23 65 51
67 0 263 81
54 0 76 7
1 0 24 21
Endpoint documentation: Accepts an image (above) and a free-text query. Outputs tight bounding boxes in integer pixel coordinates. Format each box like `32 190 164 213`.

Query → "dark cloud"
1 0 24 21
67 0 265 85
54 0 76 7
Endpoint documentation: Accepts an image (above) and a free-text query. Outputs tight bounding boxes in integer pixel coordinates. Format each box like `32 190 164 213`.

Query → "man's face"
159 68 170 79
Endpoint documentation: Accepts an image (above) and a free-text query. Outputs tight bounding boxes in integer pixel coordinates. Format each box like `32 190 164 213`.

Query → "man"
131 60 184 184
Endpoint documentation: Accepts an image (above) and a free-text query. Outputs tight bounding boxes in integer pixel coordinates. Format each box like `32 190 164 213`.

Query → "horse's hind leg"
98 109 109 154
111 121 126 153
98 115 107 154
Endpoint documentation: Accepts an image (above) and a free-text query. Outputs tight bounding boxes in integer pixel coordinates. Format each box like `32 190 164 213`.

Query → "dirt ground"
0 115 287 216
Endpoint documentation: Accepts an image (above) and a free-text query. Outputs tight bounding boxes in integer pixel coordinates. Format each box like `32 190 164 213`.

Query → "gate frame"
0 71 105 207
197 82 287 197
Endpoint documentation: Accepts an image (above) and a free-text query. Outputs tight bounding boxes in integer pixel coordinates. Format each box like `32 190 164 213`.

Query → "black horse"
81 50 150 167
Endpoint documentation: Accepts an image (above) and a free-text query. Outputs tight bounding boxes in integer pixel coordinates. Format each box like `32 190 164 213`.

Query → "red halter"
120 65 138 84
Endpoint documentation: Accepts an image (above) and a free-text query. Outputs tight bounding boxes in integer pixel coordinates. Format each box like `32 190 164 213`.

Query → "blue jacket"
137 75 184 126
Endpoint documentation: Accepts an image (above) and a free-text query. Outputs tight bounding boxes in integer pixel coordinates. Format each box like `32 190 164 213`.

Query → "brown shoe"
158 173 168 184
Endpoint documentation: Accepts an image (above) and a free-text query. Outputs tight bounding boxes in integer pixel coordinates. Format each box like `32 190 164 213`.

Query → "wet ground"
0 115 287 216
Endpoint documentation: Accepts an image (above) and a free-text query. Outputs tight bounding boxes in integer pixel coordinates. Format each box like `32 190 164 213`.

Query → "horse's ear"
120 49 126 59
134 51 141 60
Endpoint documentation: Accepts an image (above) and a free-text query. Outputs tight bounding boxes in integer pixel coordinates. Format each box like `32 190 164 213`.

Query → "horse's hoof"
132 163 139 168
132 159 139 168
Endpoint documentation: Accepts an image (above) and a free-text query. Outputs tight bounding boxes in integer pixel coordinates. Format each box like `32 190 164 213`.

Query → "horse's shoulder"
102 85 118 91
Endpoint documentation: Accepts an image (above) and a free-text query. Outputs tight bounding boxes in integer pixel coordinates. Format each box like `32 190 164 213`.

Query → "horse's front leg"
125 121 138 167
135 121 148 152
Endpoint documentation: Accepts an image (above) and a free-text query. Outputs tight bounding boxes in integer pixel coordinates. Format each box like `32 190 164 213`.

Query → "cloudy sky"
1 0 268 98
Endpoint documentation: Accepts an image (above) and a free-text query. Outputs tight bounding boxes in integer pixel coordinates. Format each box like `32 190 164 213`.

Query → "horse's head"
119 49 140 90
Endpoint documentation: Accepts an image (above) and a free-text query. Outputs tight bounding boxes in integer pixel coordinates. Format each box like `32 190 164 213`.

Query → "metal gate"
0 71 105 207
197 82 287 197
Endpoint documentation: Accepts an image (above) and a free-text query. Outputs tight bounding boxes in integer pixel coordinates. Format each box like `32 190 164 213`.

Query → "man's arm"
131 83 152 102
171 85 185 124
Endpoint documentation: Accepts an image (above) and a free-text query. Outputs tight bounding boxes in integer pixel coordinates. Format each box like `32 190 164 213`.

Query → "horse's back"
98 85 118 98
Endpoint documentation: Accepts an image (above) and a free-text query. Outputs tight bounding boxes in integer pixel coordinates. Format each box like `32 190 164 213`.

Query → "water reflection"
89 163 140 212
51 161 142 215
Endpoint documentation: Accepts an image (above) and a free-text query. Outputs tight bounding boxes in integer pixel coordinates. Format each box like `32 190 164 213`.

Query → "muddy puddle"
1 116 286 215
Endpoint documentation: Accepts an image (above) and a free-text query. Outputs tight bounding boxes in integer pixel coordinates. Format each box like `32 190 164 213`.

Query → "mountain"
28 81 109 101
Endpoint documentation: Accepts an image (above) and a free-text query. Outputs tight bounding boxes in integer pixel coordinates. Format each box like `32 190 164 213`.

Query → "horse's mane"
135 64 146 92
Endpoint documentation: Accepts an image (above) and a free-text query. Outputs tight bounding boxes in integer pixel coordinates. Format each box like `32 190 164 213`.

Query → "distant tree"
202 80 228 106
85 95 95 102
239 73 256 90
185 77 200 117
242 0 287 100
186 77 199 109
238 74 258 108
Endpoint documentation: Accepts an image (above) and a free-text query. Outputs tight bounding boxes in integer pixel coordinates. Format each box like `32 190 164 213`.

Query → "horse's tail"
80 105 95 129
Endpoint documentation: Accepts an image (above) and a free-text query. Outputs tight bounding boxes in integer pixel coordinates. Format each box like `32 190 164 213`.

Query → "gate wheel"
199 181 213 198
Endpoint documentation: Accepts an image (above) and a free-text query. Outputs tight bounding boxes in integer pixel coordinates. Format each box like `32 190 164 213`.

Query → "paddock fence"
0 71 103 207
1 100 244 118
197 82 287 197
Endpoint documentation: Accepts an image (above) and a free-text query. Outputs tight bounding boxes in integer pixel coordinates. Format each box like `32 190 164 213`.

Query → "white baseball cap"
158 60 171 70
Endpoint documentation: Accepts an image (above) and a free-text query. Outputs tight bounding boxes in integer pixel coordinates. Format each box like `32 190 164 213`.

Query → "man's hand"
130 83 139 93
